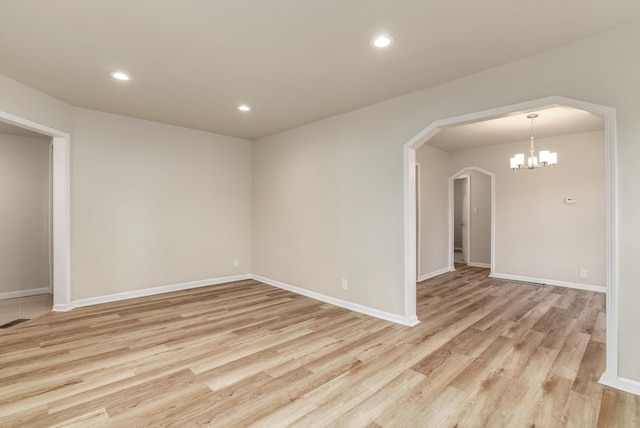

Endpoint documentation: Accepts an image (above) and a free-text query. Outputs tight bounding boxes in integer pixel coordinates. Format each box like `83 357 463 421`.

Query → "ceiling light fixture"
109 71 130 81
371 34 394 48
238 105 251 112
510 113 558 170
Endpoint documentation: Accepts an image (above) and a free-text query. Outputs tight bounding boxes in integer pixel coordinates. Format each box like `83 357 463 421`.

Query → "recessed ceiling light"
109 71 130 81
371 34 394 48
238 105 251 112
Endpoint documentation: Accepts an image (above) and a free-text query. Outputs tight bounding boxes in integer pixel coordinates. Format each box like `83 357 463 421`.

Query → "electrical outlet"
233 259 239 267
341 279 348 290
579 268 588 279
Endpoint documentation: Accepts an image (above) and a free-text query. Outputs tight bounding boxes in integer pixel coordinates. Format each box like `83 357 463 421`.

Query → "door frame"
454 173 471 265
0 110 71 311
403 95 618 389
415 162 421 280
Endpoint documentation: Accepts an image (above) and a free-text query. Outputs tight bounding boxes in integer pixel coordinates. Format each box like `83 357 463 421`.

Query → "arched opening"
448 167 494 273
403 95 617 386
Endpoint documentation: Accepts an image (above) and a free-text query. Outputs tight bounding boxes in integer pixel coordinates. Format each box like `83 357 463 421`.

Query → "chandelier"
510 113 557 170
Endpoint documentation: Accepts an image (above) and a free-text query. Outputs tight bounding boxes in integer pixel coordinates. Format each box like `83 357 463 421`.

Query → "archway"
448 167 495 273
403 95 618 387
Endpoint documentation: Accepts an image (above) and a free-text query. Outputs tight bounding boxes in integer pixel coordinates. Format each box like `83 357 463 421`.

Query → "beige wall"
71 109 252 300
416 145 449 277
253 23 639 379
449 131 605 287
0 134 51 295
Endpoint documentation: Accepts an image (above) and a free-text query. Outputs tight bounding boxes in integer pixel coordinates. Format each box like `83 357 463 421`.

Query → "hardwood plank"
326 370 426 427
447 329 546 426
563 390 602 427
597 386 640 427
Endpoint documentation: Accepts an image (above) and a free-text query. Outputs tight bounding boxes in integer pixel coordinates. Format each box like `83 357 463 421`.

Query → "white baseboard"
71 272 417 327
52 303 71 312
252 274 416 326
0 287 50 300
71 274 253 309
418 267 451 282
468 262 491 269
600 373 640 396
490 272 606 293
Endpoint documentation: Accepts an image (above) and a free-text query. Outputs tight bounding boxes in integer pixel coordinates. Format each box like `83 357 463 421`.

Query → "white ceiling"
0 1 638 140
427 106 605 152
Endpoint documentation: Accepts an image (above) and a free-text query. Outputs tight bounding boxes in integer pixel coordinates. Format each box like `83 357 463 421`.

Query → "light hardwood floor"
0 266 638 427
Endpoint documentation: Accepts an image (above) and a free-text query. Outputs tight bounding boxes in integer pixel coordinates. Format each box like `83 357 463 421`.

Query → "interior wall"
0 134 51 296
449 131 605 286
71 109 252 301
468 170 491 266
415 144 450 278
251 121 349 307
253 112 407 314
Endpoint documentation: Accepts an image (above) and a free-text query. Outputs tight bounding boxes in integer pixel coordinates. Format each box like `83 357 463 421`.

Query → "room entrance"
0 111 71 312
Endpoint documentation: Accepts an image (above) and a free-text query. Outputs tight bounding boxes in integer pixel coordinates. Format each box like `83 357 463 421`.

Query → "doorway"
450 168 493 272
0 126 54 327
453 175 469 265
0 111 71 312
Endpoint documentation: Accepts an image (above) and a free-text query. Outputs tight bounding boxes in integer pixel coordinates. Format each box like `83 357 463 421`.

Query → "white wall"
71 109 252 300
0 134 51 296
252 23 640 380
416 144 450 278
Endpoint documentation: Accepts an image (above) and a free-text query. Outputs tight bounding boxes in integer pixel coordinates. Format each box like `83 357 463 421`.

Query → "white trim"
71 274 252 308
403 145 420 326
0 288 51 300
468 262 491 269
418 267 452 282
460 174 471 264
0 111 72 312
403 95 619 391
253 275 419 327
490 272 605 293
602 104 619 391
51 136 71 311
415 162 421 280
599 375 640 397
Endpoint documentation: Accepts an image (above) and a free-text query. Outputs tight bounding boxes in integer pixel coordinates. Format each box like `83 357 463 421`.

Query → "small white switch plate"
564 197 576 204
233 259 239 267
473 207 479 214
579 268 588 279
341 279 348 290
